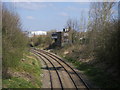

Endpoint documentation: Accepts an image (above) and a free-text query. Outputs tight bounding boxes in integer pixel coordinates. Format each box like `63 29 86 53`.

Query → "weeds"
2 52 42 88
64 56 120 88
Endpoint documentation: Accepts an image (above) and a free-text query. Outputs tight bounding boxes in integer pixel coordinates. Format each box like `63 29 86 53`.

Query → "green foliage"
17 53 41 75
64 56 120 88
84 2 120 69
3 77 36 88
2 5 28 78
88 20 120 68
2 52 42 88
51 2 119 88
29 32 53 48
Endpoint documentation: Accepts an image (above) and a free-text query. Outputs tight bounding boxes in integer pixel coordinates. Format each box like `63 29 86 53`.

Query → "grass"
64 56 120 88
3 77 35 88
2 51 42 88
51 45 120 88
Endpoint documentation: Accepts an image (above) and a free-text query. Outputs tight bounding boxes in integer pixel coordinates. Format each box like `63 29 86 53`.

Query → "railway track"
31 48 89 89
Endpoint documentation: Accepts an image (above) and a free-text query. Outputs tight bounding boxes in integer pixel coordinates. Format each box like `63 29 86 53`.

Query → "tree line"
64 2 119 72
30 2 119 72
2 2 119 78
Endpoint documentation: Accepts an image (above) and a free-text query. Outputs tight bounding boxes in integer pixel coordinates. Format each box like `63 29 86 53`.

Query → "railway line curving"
31 48 89 89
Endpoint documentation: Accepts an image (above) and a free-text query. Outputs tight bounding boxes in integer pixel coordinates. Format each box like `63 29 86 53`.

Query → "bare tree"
79 10 87 32
87 2 115 52
66 18 79 44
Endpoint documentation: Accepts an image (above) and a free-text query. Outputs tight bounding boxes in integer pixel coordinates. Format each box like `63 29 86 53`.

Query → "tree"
2 4 28 78
65 18 79 44
87 2 115 52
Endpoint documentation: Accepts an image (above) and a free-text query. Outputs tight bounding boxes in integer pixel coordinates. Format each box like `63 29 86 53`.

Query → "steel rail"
34 49 79 90
31 50 53 89
32 49 64 89
37 49 89 89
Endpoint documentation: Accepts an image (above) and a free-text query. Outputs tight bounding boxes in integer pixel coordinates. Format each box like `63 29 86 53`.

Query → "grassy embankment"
51 45 120 88
2 51 42 88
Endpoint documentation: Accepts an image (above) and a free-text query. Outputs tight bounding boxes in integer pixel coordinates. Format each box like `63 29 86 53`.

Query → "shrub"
2 4 28 78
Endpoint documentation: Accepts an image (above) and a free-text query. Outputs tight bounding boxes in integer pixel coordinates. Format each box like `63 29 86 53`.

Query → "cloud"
66 5 89 13
26 16 35 20
59 12 68 17
16 2 47 10
67 6 78 11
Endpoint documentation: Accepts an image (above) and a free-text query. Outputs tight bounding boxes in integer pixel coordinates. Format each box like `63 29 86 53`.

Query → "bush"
93 20 120 68
29 33 53 48
2 5 28 78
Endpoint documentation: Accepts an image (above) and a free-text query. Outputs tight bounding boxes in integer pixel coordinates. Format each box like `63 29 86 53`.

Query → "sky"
3 0 119 31
4 2 90 31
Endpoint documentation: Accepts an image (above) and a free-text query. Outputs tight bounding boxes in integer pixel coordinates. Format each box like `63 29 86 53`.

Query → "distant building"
51 28 70 47
23 31 47 37
51 32 62 47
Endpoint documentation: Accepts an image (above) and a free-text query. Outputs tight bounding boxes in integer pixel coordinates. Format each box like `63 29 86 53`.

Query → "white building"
24 31 47 37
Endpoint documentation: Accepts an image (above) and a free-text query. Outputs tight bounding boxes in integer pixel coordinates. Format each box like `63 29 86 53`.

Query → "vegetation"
87 2 119 69
49 2 120 88
63 53 120 88
0 3 2 89
2 4 28 78
2 4 42 88
29 30 55 48
2 52 42 88
2 1 120 88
